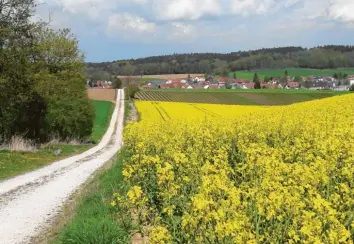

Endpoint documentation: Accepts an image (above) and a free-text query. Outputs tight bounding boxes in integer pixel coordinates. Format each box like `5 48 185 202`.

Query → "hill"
86 45 354 79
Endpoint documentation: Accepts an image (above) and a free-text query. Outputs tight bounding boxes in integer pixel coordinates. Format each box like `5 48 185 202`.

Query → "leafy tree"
253 73 261 89
264 76 270 83
349 84 354 91
112 77 122 89
0 1 93 142
294 76 303 82
233 72 237 79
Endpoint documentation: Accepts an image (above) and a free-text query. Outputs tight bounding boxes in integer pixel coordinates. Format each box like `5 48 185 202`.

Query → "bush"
125 84 140 99
44 99 94 141
350 84 354 91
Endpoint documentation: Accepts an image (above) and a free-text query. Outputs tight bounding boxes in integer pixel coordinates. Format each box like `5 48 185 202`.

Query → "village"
140 74 354 91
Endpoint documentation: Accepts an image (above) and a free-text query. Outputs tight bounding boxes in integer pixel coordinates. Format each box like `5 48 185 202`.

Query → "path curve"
0 89 125 244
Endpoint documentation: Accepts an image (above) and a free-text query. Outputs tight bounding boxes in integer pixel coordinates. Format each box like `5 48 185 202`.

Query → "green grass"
0 145 90 180
55 151 132 244
136 90 347 105
231 68 354 80
0 100 114 181
91 101 114 143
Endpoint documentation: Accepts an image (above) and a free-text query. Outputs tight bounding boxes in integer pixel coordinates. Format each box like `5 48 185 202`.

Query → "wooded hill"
86 46 354 79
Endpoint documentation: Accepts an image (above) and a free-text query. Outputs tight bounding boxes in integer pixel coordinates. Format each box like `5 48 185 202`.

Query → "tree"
349 84 354 91
233 72 237 79
0 1 93 143
284 70 289 78
264 76 270 83
253 73 261 89
294 76 303 82
112 77 122 89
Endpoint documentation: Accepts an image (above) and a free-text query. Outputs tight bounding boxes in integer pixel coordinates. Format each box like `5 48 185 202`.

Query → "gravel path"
0 89 125 244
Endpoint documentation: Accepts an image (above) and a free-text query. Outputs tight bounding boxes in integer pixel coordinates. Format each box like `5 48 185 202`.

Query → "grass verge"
0 145 90 181
0 100 114 181
54 151 132 244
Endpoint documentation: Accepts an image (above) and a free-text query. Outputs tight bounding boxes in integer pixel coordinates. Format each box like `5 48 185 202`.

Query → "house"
209 84 219 89
159 83 172 89
231 83 242 89
286 82 300 89
186 85 193 89
242 82 255 89
143 80 166 89
194 77 206 83
333 85 349 91
218 77 229 83
180 79 187 84
350 79 354 86
171 79 181 84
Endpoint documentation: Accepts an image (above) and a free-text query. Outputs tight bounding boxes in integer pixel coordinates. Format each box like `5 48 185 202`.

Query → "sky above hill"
35 0 354 62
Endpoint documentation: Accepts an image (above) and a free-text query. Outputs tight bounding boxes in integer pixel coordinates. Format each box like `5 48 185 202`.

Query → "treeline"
86 45 354 78
0 0 93 143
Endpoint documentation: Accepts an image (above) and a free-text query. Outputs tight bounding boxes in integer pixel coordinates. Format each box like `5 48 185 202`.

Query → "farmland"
135 89 344 105
232 67 354 80
119 94 354 243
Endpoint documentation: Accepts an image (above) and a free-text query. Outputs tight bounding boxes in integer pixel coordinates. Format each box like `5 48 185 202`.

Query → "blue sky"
35 0 354 62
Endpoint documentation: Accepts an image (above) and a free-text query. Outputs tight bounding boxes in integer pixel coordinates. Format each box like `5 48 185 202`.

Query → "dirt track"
0 89 125 244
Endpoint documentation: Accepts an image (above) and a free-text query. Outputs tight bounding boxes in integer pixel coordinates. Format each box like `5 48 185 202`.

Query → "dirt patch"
118 74 203 80
88 88 116 101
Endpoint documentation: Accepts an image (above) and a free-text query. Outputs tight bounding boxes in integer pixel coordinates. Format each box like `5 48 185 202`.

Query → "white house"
180 79 187 84
350 79 354 86
194 77 205 82
166 80 173 84
187 85 193 89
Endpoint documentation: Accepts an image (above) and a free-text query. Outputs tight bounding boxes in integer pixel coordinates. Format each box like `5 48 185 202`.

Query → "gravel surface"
0 89 125 244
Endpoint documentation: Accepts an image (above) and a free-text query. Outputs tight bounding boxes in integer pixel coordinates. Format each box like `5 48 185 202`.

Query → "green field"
231 68 354 80
0 100 114 180
91 101 114 143
136 90 346 105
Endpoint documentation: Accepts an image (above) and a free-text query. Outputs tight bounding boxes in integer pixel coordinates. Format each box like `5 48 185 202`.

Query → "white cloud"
41 0 118 20
153 0 222 20
170 22 196 38
328 0 354 22
230 0 276 16
107 13 156 33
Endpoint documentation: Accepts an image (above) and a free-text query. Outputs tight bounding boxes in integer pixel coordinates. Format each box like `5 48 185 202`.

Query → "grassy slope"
136 90 346 105
231 68 354 80
55 152 132 244
0 100 114 181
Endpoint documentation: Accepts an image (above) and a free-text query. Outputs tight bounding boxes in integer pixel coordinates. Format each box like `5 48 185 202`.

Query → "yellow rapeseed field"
114 95 354 243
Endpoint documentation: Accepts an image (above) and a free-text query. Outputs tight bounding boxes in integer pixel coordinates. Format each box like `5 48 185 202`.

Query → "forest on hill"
86 45 354 79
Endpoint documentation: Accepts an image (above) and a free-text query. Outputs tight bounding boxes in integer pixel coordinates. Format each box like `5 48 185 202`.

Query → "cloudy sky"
35 0 354 62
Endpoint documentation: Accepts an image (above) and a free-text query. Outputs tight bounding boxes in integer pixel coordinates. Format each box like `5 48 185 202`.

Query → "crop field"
135 90 343 105
232 68 354 80
115 94 354 243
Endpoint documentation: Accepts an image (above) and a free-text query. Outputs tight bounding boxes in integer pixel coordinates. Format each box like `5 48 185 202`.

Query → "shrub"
44 99 94 141
125 84 140 99
349 84 354 91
